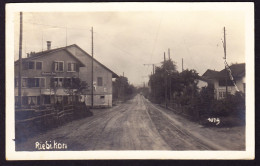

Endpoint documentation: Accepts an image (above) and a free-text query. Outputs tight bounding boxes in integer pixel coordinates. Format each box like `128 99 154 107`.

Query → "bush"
210 92 245 117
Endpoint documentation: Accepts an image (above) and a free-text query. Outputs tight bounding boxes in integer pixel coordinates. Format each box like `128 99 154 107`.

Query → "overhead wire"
144 13 164 84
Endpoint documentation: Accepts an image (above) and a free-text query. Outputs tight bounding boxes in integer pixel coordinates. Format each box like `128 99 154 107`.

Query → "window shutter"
68 63 71 71
76 63 79 72
52 62 56 71
41 78 45 88
50 78 54 88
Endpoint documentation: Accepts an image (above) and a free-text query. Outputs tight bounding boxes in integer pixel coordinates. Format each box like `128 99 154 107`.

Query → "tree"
63 77 89 104
177 69 199 105
113 76 136 101
148 59 178 103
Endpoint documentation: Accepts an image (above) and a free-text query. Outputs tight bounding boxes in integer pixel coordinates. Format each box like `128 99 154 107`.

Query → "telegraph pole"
143 63 156 74
223 27 228 97
168 49 172 103
18 12 23 108
168 48 171 60
66 25 67 47
91 27 94 107
164 52 167 108
182 58 184 72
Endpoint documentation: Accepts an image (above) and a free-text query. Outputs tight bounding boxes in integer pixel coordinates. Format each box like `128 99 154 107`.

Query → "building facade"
202 63 245 100
15 43 118 108
66 44 119 107
15 46 85 107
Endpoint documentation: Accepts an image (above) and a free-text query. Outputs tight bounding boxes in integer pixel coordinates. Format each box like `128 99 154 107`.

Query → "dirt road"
16 94 244 151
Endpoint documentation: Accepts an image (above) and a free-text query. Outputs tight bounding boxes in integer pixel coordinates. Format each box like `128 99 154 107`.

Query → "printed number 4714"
207 118 220 125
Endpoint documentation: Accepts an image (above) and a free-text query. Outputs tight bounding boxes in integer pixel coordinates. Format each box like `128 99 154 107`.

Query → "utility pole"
41 31 43 52
223 26 228 98
168 49 172 103
66 25 67 47
143 63 156 74
164 52 167 108
18 12 23 108
168 48 171 60
91 27 94 108
153 64 155 75
182 58 184 72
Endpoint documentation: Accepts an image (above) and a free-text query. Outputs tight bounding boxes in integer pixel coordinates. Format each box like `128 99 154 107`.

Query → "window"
35 78 40 87
22 78 27 87
22 96 28 105
27 78 45 88
28 96 37 105
97 77 103 86
54 61 64 72
28 78 34 87
68 62 76 72
64 78 72 88
28 61 35 69
40 78 45 87
44 95 51 104
58 78 63 87
37 96 41 105
100 96 105 99
53 78 63 87
36 62 42 70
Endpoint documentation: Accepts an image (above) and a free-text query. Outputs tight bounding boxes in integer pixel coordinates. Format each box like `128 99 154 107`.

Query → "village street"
16 94 245 151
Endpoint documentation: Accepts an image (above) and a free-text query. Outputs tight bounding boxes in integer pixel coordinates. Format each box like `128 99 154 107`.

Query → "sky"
14 11 245 86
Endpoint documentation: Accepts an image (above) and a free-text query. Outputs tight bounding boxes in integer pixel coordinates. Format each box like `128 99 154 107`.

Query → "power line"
149 13 164 63
23 21 90 30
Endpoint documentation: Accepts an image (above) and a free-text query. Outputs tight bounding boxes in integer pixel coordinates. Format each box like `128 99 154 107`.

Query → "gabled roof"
218 63 245 78
202 63 245 80
67 44 119 78
202 69 219 79
197 76 211 83
14 46 85 67
14 44 119 78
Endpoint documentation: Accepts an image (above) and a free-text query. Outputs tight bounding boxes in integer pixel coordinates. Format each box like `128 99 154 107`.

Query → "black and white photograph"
6 3 254 160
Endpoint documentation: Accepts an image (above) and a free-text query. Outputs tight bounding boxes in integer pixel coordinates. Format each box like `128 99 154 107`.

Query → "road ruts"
16 95 170 150
142 96 221 150
16 94 221 151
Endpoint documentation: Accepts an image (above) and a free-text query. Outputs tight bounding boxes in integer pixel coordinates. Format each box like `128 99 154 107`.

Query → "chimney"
47 41 51 50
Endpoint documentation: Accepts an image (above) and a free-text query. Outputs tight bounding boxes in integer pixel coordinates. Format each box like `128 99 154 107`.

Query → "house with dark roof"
15 42 119 107
202 63 245 100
